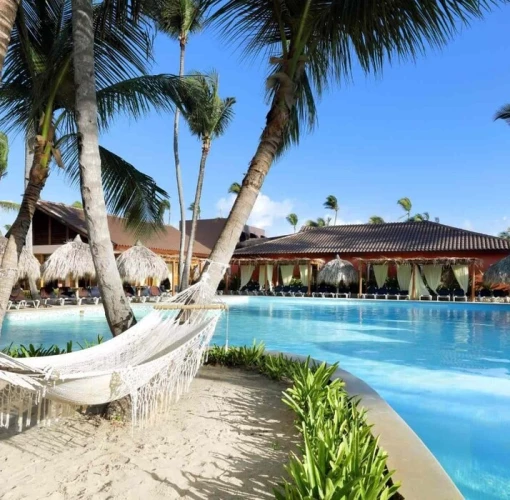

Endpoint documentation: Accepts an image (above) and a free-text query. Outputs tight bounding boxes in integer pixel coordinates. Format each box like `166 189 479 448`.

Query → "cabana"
229 257 325 295
317 255 358 296
0 237 41 283
484 255 510 285
355 257 482 301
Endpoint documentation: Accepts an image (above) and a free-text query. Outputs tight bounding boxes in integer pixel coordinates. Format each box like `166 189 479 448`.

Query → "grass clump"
206 342 401 499
1 335 104 357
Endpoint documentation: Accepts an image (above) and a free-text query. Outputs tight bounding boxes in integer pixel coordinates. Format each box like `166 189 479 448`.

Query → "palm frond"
61 135 169 233
495 104 510 124
0 133 8 179
0 201 21 212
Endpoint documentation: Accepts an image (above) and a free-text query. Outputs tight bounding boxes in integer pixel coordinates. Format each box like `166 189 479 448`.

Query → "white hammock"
0 261 227 431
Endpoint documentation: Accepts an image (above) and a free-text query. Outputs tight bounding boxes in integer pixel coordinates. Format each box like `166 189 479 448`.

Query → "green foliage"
0 132 8 179
71 201 83 208
205 343 399 499
2 336 104 358
77 335 104 350
228 182 241 194
369 216 385 224
499 227 510 240
323 195 339 224
305 217 327 228
286 213 299 232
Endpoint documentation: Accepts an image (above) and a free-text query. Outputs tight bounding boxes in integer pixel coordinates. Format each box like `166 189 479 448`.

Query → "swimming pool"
3 298 510 499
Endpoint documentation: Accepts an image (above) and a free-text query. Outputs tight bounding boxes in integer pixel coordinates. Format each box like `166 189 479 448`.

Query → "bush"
2 335 104 358
205 343 400 499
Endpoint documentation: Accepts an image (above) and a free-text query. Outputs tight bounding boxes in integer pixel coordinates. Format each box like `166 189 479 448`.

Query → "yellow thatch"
484 255 510 285
0 236 41 281
318 255 358 285
117 240 169 284
41 234 96 281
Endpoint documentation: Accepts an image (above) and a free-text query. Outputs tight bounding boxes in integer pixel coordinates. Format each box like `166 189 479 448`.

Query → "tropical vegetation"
323 195 339 225
286 213 299 233
369 216 385 224
397 197 439 223
305 217 328 228
228 182 241 195
499 227 510 240
0 131 7 179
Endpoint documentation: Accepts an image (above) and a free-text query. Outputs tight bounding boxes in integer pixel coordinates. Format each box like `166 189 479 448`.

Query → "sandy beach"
0 366 298 500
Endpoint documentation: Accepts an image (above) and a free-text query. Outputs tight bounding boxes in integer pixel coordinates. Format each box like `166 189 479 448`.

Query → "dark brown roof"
233 221 510 256
184 218 265 250
37 201 211 256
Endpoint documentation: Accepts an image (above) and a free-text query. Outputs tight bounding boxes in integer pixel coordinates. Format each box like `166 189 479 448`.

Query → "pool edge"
267 350 464 500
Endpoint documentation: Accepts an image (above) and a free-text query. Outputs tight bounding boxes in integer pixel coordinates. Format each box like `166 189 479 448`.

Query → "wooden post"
358 263 363 298
307 261 312 296
410 265 416 300
172 261 177 295
470 261 476 302
224 270 229 294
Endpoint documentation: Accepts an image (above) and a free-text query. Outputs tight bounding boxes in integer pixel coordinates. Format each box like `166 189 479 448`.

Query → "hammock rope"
0 260 229 431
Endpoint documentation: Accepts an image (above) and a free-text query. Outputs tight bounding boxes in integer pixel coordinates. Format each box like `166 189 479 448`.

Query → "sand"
0 366 298 500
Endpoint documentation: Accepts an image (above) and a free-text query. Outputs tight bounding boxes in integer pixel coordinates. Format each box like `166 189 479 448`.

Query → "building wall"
32 210 85 246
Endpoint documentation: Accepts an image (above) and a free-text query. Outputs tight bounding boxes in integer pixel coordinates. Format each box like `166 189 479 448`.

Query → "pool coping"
268 350 464 500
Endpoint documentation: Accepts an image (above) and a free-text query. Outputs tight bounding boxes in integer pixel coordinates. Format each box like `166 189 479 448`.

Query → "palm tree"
397 197 413 221
0 0 19 78
158 199 171 225
0 0 183 334
369 216 385 224
200 0 493 289
188 202 201 218
3 224 11 232
286 213 298 232
0 201 19 212
499 228 510 240
72 201 83 209
228 182 241 195
151 0 209 288
323 195 339 225
0 132 7 180
305 217 326 228
180 74 235 289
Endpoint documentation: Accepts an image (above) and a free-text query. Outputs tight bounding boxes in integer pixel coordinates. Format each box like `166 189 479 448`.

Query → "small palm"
369 216 385 224
323 195 339 225
286 213 298 232
228 182 241 195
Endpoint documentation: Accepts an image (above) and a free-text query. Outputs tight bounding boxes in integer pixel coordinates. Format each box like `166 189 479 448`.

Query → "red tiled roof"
37 201 211 256
233 221 510 256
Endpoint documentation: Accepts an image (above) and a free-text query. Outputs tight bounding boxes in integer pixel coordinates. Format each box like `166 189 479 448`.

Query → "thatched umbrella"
318 255 358 287
484 255 510 285
117 240 168 285
41 234 96 282
0 235 41 281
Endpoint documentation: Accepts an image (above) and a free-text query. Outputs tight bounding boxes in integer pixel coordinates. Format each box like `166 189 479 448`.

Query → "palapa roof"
36 201 211 257
41 235 96 280
318 255 358 285
117 240 169 283
484 255 510 285
0 236 41 281
234 221 510 256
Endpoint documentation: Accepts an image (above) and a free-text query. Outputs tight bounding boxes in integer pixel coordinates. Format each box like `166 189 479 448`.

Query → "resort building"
32 201 212 290
231 221 510 300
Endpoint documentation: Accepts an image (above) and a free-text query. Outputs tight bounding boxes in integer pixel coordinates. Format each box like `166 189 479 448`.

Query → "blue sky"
1 6 510 237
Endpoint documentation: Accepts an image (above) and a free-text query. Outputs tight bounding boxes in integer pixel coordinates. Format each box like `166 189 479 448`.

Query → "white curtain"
259 265 266 290
240 264 255 288
167 264 173 287
373 264 388 288
422 265 443 292
396 264 412 291
453 265 469 292
266 264 274 290
299 264 309 286
280 265 295 286
411 265 429 298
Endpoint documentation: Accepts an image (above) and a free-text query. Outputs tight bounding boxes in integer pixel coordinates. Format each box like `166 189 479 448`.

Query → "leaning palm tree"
188 202 201 218
150 0 210 287
181 74 235 289
0 0 182 334
201 0 495 289
323 195 339 225
286 213 298 232
228 182 241 195
0 0 19 78
368 216 385 224
397 197 413 221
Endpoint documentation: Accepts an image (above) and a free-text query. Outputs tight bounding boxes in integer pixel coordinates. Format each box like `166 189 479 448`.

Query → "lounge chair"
79 287 101 305
8 290 26 310
294 286 309 297
148 286 162 303
492 290 509 303
452 289 467 302
375 287 389 299
436 288 451 301
286 285 301 297
420 291 433 301
278 286 291 296
362 286 378 299
397 290 410 300
386 288 400 300
312 284 328 297
477 289 492 302
336 285 351 299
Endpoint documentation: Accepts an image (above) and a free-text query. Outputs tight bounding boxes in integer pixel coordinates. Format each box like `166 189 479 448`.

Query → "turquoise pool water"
3 297 510 499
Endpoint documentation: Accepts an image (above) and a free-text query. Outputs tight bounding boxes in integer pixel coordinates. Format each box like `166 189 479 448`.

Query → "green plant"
77 335 104 350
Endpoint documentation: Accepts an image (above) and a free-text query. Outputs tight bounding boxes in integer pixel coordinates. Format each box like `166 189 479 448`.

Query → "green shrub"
2 336 104 358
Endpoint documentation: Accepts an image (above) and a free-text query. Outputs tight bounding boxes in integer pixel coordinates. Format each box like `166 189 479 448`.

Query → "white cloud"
216 193 293 231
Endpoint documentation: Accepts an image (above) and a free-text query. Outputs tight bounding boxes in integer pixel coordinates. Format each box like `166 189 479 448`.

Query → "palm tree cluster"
0 0 504 335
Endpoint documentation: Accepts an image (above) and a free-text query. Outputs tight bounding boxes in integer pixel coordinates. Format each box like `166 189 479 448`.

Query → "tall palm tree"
200 0 493 289
228 182 241 195
180 74 235 289
305 217 326 228
323 195 339 225
498 228 510 240
397 197 413 221
0 0 181 333
0 0 19 78
151 0 209 288
0 132 8 180
368 216 385 224
286 213 298 232
188 202 201 218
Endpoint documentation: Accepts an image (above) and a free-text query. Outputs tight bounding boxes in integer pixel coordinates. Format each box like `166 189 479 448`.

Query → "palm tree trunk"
203 85 293 288
0 156 50 331
334 211 337 225
182 140 209 289
174 39 186 290
0 0 19 78
24 134 39 300
71 0 135 337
